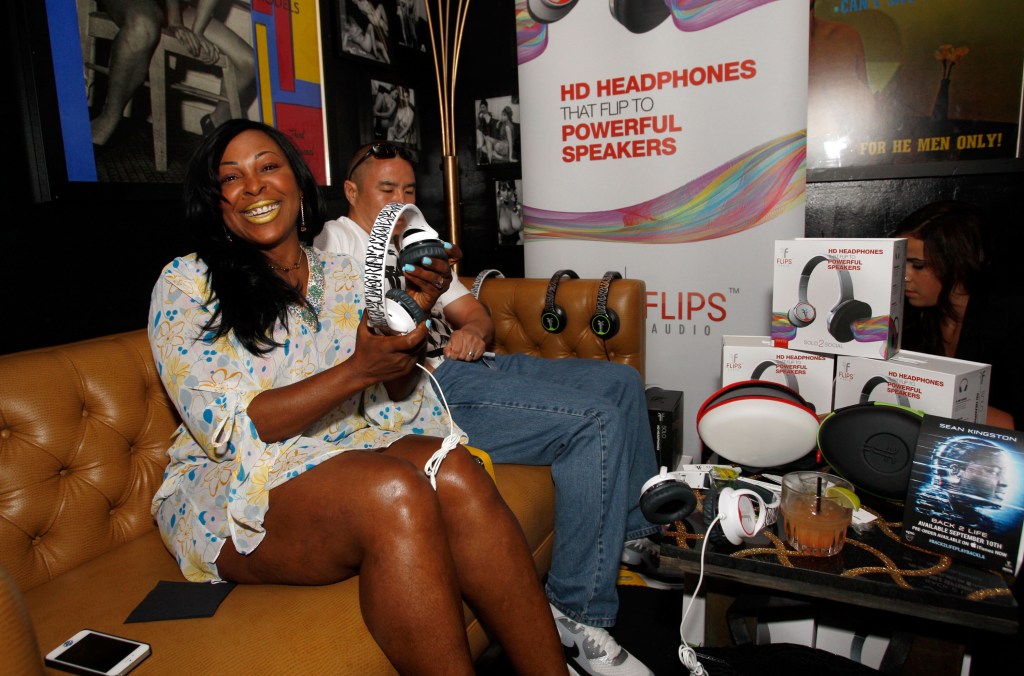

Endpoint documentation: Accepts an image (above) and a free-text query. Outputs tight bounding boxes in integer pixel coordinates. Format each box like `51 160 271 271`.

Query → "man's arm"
442 295 494 362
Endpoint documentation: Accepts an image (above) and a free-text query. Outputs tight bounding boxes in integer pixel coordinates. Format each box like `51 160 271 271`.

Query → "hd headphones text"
364 203 448 335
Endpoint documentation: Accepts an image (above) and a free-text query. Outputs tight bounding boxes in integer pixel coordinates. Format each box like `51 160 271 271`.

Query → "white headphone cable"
417 363 460 490
678 513 722 676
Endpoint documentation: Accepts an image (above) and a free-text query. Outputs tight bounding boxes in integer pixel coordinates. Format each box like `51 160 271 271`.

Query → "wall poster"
808 0 1024 178
516 0 809 459
43 0 330 189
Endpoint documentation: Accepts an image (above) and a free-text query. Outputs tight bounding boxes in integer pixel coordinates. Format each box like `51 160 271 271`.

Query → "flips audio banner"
516 0 809 462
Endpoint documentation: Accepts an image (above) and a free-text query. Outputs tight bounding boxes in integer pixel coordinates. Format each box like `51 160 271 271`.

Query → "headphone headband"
751 360 799 393
471 269 505 299
364 202 430 333
591 270 622 339
860 375 911 407
798 255 854 305
541 269 578 334
594 271 621 316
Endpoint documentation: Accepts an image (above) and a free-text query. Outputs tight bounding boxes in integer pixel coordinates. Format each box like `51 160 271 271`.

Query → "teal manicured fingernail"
402 264 415 273
422 257 433 265
443 242 453 250
426 319 434 329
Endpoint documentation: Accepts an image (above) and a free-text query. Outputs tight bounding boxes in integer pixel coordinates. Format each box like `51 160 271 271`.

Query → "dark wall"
1 0 1020 355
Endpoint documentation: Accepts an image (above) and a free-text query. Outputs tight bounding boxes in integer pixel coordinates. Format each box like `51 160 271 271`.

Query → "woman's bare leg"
215 439 474 675
382 442 566 675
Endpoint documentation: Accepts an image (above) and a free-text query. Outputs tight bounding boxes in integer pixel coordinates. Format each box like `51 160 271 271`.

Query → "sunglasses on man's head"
347 142 411 179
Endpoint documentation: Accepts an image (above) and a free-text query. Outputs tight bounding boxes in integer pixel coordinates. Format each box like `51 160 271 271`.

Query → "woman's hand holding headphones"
400 241 461 311
350 313 429 384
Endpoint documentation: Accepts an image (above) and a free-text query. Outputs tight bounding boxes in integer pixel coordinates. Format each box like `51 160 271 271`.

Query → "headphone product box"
771 238 906 359
646 387 683 470
721 335 835 416
832 350 990 423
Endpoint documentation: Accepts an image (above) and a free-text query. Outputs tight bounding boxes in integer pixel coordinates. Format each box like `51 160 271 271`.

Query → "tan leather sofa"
0 275 645 674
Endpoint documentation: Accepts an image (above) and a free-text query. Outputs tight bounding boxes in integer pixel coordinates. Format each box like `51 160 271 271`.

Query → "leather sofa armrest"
0 564 44 675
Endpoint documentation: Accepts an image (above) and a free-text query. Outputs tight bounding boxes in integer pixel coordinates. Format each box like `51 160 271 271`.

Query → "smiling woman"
146 119 567 674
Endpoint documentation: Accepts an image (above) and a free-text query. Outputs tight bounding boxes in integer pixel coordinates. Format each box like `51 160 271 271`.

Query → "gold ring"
469 351 475 358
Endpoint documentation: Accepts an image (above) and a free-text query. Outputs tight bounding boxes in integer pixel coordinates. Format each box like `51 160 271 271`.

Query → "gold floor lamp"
424 0 472 272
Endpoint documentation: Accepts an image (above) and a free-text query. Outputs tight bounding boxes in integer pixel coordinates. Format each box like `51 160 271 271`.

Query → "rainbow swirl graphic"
516 3 548 65
667 0 779 32
524 131 805 244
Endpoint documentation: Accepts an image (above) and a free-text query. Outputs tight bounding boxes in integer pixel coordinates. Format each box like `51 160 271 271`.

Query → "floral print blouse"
148 248 460 581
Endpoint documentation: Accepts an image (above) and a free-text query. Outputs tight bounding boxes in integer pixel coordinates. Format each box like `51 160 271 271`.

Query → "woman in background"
895 200 1022 429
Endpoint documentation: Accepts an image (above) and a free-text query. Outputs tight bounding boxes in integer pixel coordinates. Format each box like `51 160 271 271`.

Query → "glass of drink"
780 472 856 556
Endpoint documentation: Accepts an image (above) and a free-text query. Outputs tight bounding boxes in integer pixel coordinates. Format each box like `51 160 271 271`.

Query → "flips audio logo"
646 288 729 337
836 361 855 381
724 353 743 369
775 245 792 266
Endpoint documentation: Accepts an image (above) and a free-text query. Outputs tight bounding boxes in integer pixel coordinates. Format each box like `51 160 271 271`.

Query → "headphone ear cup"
384 288 427 334
397 241 449 270
640 479 697 525
788 301 815 328
828 299 872 343
590 307 619 340
708 487 767 545
541 304 567 333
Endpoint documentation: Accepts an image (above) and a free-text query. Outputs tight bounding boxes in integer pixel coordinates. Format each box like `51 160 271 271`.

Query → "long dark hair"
893 200 987 354
183 119 327 355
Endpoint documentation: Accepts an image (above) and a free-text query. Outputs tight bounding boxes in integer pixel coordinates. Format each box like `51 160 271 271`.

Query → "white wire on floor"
678 513 722 675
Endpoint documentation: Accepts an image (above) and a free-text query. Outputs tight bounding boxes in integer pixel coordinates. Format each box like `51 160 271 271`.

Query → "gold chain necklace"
268 256 303 272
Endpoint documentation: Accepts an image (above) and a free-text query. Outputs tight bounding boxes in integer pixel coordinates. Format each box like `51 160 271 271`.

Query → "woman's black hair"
893 200 987 354
183 119 327 355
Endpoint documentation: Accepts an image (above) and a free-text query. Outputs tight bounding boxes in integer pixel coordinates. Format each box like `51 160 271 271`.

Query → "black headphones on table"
364 203 446 335
590 271 621 339
787 255 872 343
541 269 578 333
639 467 771 545
860 375 911 408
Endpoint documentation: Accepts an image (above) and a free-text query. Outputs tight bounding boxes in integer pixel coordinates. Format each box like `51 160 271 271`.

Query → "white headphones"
364 203 445 335
639 467 772 545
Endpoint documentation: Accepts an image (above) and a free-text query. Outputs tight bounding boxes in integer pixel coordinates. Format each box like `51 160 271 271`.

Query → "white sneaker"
620 537 660 570
549 604 654 676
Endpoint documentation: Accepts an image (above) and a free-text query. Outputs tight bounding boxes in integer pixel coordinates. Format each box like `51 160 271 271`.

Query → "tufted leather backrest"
464 276 646 380
0 331 178 592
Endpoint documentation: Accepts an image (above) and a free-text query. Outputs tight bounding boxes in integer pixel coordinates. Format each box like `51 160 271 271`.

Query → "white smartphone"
44 630 151 676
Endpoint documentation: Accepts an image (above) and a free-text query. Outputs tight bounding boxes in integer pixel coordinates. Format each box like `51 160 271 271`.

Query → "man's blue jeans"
432 353 659 627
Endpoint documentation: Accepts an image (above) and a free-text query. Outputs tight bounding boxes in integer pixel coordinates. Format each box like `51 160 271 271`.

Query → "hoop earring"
300 197 307 232
222 223 233 242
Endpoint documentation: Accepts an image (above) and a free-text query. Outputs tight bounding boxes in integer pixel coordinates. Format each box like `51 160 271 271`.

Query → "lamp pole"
424 0 472 273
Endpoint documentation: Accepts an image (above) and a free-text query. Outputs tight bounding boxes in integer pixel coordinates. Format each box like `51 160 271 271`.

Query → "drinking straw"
815 476 823 514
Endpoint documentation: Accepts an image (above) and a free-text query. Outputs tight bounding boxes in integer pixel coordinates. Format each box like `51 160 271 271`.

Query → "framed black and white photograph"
24 0 331 201
368 79 419 148
395 0 428 53
495 178 524 246
475 95 520 166
338 0 393 65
